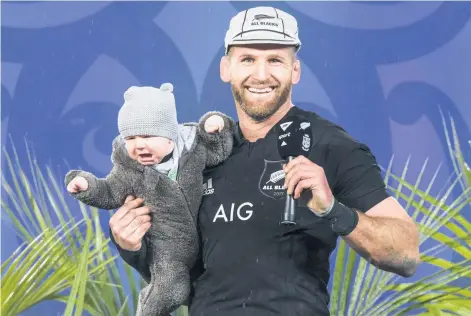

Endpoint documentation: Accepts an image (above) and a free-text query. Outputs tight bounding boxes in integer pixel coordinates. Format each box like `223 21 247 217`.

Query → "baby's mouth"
139 153 153 158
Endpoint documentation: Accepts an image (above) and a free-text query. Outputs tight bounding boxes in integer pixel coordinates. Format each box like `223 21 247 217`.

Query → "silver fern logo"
258 160 286 200
266 170 285 184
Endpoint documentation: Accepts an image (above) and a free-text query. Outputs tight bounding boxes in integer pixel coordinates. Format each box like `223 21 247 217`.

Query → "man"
109 6 420 316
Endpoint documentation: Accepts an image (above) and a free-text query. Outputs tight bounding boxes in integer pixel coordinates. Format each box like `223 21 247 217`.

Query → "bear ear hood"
111 136 145 172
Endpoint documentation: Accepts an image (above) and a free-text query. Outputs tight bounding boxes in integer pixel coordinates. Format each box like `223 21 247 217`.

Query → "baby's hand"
67 176 89 193
204 115 225 133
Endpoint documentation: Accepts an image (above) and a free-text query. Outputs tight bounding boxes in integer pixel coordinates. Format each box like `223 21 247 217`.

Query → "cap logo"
253 14 275 20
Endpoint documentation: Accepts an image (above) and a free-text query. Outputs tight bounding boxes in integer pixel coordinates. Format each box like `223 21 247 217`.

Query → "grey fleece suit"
65 111 235 316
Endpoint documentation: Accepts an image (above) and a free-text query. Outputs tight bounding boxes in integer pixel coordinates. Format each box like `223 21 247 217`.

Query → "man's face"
221 44 301 122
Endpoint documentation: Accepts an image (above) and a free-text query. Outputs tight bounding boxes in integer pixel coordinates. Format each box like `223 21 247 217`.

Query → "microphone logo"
300 122 311 130
280 121 293 131
302 133 311 152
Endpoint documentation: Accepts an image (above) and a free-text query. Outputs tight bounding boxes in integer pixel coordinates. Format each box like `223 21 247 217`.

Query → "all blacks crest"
258 159 286 200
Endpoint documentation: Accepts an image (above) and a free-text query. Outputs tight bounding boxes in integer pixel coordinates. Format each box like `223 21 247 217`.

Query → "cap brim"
225 41 300 54
225 29 300 54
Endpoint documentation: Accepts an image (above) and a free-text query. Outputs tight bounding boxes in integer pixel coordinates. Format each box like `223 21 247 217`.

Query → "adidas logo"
203 178 214 196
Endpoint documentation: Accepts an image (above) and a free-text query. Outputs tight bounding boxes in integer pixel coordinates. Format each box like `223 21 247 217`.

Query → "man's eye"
242 57 254 63
270 59 281 64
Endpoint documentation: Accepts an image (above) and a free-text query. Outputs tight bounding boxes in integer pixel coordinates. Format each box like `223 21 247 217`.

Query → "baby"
65 83 235 316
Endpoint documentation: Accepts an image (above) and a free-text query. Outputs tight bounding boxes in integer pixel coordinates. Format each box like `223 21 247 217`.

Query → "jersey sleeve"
322 127 390 213
109 229 152 282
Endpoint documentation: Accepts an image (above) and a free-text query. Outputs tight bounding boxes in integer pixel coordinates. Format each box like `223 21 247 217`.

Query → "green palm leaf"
1 139 141 316
329 113 471 315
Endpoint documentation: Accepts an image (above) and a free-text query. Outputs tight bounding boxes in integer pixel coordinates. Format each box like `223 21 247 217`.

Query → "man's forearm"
343 211 420 277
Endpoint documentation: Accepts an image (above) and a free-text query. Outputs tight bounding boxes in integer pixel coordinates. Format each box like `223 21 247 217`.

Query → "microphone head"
276 115 313 159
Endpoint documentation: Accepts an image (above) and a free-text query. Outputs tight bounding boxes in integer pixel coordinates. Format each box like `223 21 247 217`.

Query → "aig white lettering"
213 202 254 222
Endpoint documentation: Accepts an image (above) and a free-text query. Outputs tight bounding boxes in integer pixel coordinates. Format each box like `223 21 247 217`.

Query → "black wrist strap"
324 199 359 236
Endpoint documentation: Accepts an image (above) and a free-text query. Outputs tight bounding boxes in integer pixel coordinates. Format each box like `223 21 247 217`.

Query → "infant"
65 83 235 316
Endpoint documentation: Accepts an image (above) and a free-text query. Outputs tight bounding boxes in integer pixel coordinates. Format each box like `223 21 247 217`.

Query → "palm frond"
329 113 471 315
1 139 142 316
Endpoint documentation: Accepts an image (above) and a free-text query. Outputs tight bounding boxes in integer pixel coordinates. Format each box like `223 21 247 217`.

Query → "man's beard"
232 80 291 122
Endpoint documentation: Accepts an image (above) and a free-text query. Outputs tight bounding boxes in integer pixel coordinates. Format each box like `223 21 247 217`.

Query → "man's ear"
291 59 301 85
220 56 230 83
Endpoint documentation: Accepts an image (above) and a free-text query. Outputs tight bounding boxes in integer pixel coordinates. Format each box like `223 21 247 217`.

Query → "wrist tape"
322 199 359 236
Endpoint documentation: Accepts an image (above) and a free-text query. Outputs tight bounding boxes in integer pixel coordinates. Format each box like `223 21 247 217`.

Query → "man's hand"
284 156 420 277
283 155 334 216
109 195 152 251
67 176 89 193
204 115 225 133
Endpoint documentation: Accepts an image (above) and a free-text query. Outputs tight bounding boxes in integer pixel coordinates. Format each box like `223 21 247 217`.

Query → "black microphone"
276 115 313 225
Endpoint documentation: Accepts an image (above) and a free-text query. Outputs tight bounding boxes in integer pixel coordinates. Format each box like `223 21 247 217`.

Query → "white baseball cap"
224 6 301 54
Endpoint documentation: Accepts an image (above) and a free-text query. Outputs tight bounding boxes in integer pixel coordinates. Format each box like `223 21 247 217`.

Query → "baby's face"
125 136 174 165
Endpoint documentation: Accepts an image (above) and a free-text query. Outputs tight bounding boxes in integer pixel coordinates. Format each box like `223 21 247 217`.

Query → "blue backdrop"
2 1 471 315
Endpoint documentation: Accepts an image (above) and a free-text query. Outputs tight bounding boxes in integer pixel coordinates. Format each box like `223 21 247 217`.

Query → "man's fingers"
122 222 152 251
119 213 152 240
284 164 312 184
285 168 314 195
284 164 314 190
283 157 302 174
124 195 135 203
283 155 312 173
108 195 153 252
122 206 151 224
111 206 150 234
132 222 152 242
111 215 151 250
112 197 144 221
293 179 314 199
127 215 152 231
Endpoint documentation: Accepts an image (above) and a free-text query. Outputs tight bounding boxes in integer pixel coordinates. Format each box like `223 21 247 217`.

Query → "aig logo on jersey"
258 160 286 200
203 178 214 195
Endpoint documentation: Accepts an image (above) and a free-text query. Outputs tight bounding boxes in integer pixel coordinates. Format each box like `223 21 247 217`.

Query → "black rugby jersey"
114 106 390 316
189 106 389 315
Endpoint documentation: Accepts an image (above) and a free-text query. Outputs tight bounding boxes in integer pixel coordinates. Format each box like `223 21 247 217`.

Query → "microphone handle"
281 156 296 225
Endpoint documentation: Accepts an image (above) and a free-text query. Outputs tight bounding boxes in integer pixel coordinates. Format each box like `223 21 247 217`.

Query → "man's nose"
252 61 270 81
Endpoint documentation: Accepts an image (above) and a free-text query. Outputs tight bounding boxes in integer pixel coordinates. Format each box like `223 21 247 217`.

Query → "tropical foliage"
329 115 471 315
1 140 144 316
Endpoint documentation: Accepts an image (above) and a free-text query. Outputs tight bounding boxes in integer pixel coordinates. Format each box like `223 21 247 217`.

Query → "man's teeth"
247 87 273 94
